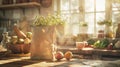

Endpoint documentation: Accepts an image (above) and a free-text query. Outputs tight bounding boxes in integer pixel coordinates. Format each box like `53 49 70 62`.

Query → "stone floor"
0 55 120 67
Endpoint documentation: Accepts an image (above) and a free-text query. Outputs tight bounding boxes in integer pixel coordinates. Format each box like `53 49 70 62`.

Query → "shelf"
0 2 41 9
58 47 120 57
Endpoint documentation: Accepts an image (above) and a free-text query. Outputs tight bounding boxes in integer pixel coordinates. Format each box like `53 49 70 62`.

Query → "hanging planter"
31 14 65 61
97 20 113 38
79 22 88 33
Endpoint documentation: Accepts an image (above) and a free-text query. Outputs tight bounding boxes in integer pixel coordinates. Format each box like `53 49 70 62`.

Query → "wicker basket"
7 44 30 54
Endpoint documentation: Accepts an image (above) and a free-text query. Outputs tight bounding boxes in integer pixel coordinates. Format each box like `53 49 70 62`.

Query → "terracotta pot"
7 44 30 54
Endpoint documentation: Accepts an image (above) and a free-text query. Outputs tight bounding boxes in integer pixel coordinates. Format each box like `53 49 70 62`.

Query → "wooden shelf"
58 47 120 57
0 2 41 9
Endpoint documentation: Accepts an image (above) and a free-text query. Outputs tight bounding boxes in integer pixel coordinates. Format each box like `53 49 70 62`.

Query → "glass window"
72 24 80 35
112 1 120 8
85 0 94 12
61 0 70 11
71 0 79 10
96 0 105 11
96 13 105 23
85 13 94 34
112 1 120 11
71 14 80 24
112 11 120 23
54 0 108 36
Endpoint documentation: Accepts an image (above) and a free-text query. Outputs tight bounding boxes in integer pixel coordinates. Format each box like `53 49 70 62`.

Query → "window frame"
54 0 116 37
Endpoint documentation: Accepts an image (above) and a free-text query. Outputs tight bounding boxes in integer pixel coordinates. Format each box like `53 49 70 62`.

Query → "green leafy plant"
32 14 65 26
97 20 112 26
80 22 88 27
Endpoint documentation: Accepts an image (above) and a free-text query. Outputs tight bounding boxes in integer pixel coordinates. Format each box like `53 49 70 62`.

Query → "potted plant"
31 14 65 61
97 20 113 38
79 22 88 33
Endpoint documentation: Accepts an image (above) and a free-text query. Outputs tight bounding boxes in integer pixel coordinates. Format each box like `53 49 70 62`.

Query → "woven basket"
7 44 30 54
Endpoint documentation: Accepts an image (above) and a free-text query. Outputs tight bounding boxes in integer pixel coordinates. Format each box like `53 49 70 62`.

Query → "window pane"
71 10 79 13
85 13 94 33
112 1 120 8
96 12 105 23
112 11 120 36
61 0 69 11
112 11 120 23
71 0 79 10
96 0 105 11
71 13 80 23
112 7 119 11
112 1 120 11
61 13 70 23
85 0 94 12
72 24 79 35
61 11 70 14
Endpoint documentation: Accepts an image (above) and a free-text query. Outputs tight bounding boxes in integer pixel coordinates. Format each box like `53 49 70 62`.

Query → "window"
112 0 120 34
54 0 81 36
54 0 118 37
85 0 105 34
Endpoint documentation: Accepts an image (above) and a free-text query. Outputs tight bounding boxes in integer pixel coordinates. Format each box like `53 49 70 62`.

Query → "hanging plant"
97 21 105 25
80 22 88 27
97 20 112 26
